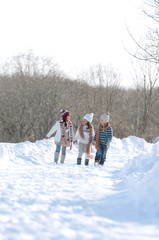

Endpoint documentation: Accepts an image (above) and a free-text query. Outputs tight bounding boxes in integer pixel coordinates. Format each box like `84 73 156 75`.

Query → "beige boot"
54 152 59 163
60 155 66 164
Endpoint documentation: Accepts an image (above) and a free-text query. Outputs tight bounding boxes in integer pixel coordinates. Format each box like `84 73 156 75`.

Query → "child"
45 109 73 164
94 113 113 165
74 113 94 165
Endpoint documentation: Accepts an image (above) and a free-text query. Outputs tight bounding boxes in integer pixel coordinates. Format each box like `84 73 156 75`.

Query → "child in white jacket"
45 109 73 164
74 113 94 165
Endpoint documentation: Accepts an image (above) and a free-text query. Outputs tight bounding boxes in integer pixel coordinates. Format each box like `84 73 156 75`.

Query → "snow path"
0 137 159 240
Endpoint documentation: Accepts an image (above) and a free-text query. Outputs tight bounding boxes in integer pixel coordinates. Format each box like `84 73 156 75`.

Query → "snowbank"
153 136 159 143
118 137 159 222
0 136 159 240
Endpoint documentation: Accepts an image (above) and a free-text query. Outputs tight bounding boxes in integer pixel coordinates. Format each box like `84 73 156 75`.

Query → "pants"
78 152 88 159
55 144 66 155
95 144 108 164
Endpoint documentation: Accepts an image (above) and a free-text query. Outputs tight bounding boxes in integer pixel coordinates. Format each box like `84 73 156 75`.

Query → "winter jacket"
94 126 113 147
75 126 94 144
46 120 73 143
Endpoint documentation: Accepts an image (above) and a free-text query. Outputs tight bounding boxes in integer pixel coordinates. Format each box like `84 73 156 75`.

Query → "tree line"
0 52 158 143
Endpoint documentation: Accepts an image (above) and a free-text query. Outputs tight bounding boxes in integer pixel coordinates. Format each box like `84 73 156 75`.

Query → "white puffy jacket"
75 126 94 144
46 120 73 143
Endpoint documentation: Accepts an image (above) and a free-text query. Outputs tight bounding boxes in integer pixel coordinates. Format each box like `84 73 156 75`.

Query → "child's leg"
95 144 102 163
78 152 83 158
61 146 67 164
77 152 83 165
54 144 61 163
100 145 108 165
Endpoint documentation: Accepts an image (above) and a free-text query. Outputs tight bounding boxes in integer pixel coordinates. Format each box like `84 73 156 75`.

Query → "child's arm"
73 128 79 144
69 124 74 150
93 129 97 141
110 128 113 141
106 127 113 147
108 127 113 142
46 121 59 138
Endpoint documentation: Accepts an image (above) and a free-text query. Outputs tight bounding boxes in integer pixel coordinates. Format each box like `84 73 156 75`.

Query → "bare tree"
126 0 159 63
132 61 159 138
78 64 120 118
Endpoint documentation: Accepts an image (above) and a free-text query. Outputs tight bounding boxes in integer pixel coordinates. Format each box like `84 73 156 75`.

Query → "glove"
87 153 94 159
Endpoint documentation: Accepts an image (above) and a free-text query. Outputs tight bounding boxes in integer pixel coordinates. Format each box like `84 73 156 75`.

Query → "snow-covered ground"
0 136 159 240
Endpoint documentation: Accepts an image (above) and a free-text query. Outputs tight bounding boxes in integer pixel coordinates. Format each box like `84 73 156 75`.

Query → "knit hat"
100 113 109 123
83 113 94 123
60 109 70 121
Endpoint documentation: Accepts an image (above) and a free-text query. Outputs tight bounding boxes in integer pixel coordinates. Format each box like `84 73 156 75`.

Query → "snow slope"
0 136 159 240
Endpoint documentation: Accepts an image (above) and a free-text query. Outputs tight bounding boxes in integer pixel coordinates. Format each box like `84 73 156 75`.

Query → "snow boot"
54 152 59 163
77 158 81 165
60 155 66 164
99 160 104 165
85 159 89 166
94 159 99 165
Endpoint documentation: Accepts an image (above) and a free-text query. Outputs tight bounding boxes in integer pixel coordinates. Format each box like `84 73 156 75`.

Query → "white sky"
0 0 146 87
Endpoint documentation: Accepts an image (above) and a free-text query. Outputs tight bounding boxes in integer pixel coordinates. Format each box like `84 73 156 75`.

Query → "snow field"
0 136 159 240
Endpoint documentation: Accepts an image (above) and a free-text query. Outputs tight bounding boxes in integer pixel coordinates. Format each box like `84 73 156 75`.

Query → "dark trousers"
95 143 108 164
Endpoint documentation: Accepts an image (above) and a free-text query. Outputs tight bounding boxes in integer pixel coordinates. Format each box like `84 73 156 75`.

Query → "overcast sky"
0 0 146 87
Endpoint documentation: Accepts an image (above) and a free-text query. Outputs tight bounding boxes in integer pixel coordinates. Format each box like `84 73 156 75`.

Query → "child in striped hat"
94 113 113 165
45 109 74 164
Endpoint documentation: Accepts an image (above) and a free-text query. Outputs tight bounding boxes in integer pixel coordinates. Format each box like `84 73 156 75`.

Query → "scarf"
60 120 73 145
95 123 110 150
78 124 93 154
